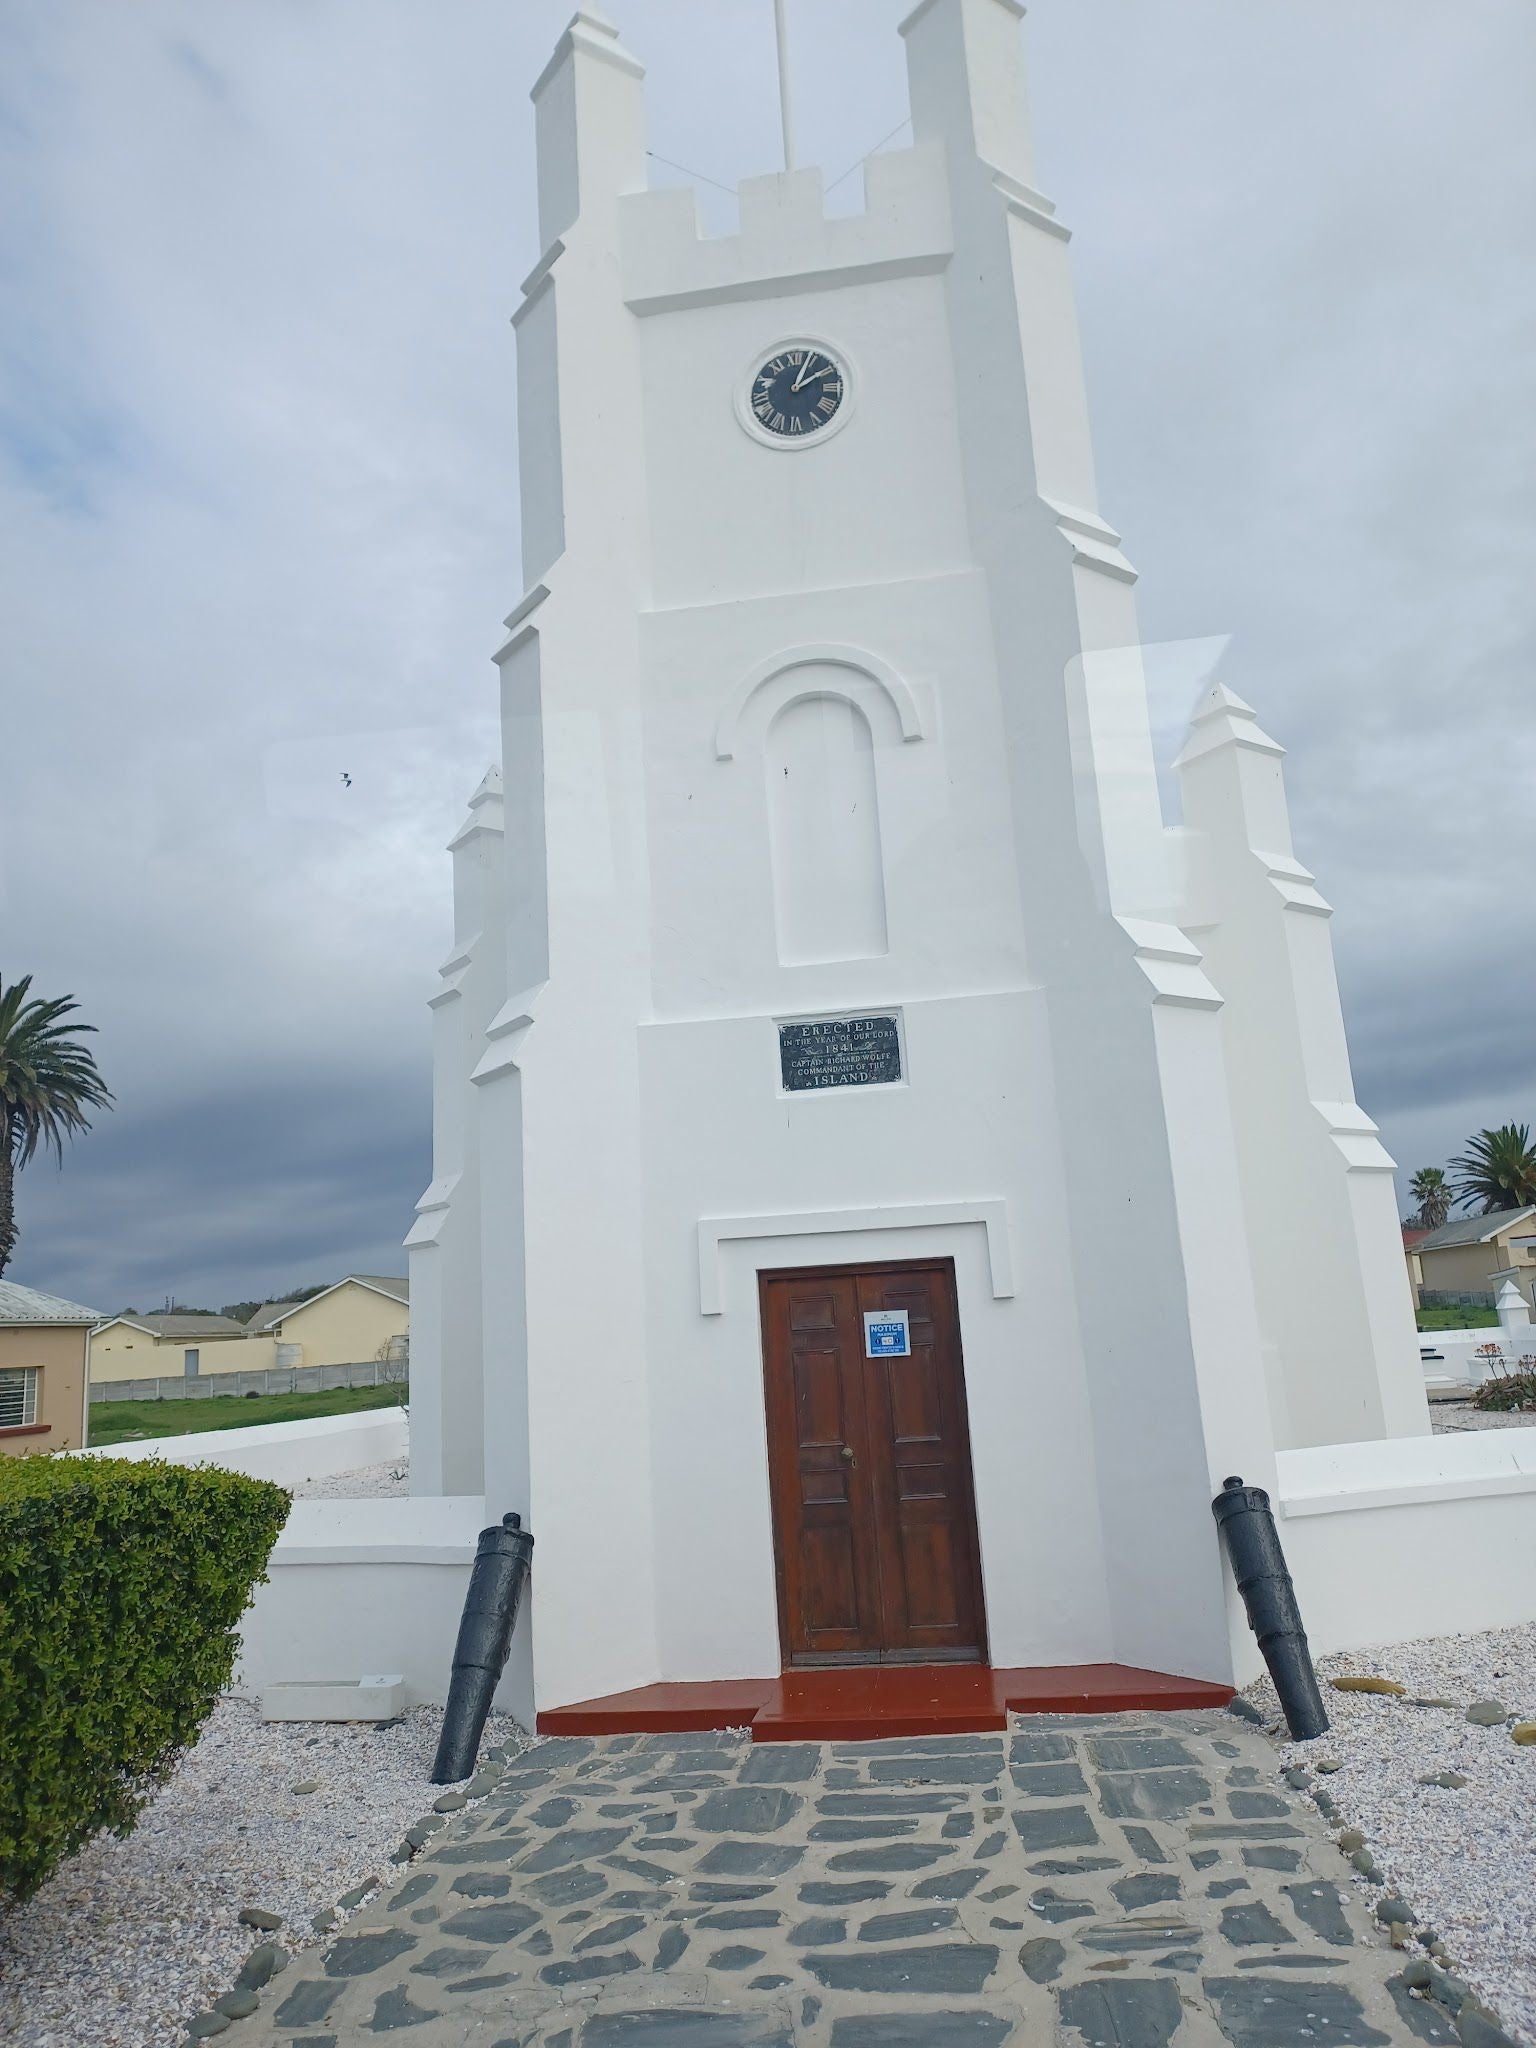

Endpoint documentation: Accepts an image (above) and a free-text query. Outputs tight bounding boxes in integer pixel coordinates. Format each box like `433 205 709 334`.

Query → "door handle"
839 1445 855 1464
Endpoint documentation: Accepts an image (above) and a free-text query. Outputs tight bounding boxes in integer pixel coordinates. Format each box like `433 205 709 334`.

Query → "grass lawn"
86 1381 406 1447
1417 1305 1498 1331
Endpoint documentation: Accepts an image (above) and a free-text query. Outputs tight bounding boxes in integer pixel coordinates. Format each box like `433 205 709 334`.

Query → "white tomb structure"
407 0 1428 1725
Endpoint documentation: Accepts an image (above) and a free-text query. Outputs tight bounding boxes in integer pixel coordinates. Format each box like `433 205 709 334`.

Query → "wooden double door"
760 1259 987 1667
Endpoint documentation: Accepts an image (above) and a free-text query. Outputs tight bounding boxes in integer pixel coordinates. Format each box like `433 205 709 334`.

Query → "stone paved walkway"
222 1710 1455 2046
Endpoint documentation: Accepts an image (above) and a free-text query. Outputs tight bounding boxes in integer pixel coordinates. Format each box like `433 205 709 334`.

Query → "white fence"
88 1358 407 1405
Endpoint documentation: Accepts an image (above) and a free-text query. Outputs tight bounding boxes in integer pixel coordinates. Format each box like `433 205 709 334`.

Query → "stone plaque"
779 1014 902 1093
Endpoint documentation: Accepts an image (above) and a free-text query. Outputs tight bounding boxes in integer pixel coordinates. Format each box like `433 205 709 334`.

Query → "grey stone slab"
1029 1856 1121 1876
528 1797 580 1828
799 1880 891 1905
427 1837 530 1866
408 1946 489 1980
1219 1901 1295 1947
857 1907 958 1942
910 1866 986 1900
833 1736 1003 1757
697 1908 782 1930
801 1943 999 1994
274 1982 346 2027
442 1973 517 1996
580 2014 793 2047
449 1872 511 1899
748 1975 791 1990
1241 1846 1301 1872
607 1890 672 1911
829 2016 1014 2047
1207 1880 1248 1899
1206 1976 1391 2046
816 1792 960 1815
636 1775 732 1794
1020 1936 1066 1983
1009 1762 1089 1798
692 1787 802 1835
1096 1770 1212 1822
604 1852 684 1884
520 1827 630 1874
789 1916 847 1947
653 1926 689 1971
573 1915 648 1952
708 1945 766 1971
1008 1732 1075 1764
1029 1887 1093 1924
439 1903 539 1944
367 1985 439 2031
691 1881 777 1902
1187 1823 1300 1842
1387 1976 1461 2043
864 1755 1002 1786
739 1746 820 1785
389 1876 437 1909
541 1950 644 1987
696 1840 804 1878
1055 1977 1184 2048
1011 1804 1100 1852
1112 1874 1182 1911
532 1738 597 1765
1079 1921 1201 1953
1087 1737 1198 1773
1228 1791 1291 1820
972 1830 1006 1859
808 1817 919 1841
1120 1825 1167 1865
324 1930 417 1978
528 1865 607 1908
1281 1881 1354 1948
827 1842 954 1871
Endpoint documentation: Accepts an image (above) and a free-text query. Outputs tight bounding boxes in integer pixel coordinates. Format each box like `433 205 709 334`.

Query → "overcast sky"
2 0 1532 1314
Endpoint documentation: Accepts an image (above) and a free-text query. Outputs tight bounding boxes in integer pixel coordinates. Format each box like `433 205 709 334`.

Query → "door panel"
761 1260 986 1667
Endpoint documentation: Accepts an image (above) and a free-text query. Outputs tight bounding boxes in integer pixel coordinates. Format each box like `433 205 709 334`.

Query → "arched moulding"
713 644 929 762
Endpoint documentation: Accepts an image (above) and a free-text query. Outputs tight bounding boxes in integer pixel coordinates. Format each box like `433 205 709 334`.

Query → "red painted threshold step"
536 1663 1233 1743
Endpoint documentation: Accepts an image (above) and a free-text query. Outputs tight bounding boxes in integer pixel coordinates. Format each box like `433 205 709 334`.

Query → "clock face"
748 345 847 442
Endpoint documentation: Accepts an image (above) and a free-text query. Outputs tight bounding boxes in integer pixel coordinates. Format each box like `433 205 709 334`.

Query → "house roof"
1401 1225 1430 1249
247 1276 409 1331
96 1312 249 1340
1416 1207 1536 1254
0 1281 103 1327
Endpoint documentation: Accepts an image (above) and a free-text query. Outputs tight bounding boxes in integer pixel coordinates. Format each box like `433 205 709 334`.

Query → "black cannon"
1212 1476 1328 1742
431 1512 535 1784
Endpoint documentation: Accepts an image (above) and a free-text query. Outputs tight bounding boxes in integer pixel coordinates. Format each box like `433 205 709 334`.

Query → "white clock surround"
735 336 856 449
405 0 1430 1727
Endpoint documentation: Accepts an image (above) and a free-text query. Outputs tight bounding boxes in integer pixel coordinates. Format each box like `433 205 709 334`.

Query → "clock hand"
791 353 822 392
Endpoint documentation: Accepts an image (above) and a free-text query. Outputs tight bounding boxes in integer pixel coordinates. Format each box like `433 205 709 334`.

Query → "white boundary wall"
76 1408 408 1489
1274 1428 1536 1662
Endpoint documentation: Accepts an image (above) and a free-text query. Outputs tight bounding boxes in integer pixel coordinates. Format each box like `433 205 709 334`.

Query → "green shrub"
0 1455 289 1904
1473 1370 1536 1413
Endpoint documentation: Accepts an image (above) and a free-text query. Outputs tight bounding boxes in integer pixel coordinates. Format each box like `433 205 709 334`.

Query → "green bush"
0 1455 289 1904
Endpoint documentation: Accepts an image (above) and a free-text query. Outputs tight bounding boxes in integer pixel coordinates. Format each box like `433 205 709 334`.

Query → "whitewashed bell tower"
408 0 1426 1727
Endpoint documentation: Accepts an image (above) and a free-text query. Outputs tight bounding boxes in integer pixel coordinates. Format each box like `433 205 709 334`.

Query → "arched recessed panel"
765 685 888 966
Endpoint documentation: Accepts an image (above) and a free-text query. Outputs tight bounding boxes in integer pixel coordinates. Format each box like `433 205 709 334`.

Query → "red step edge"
536 1664 1233 1742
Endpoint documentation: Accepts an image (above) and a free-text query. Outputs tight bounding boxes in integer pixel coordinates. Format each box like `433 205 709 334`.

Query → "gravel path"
290 1458 409 1499
0 1695 524 2048
1246 1624 1536 2046
1430 1402 1535 1434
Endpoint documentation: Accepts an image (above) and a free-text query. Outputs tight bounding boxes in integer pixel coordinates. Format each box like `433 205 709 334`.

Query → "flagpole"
773 0 797 170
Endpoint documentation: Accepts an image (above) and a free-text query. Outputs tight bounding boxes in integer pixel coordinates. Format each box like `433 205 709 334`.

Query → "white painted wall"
77 1407 408 1487
1274 1431 1536 1660
235 1496 533 1722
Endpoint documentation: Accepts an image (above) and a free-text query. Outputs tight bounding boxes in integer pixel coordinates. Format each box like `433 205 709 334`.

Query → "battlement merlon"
531 9 646 251
620 147 953 317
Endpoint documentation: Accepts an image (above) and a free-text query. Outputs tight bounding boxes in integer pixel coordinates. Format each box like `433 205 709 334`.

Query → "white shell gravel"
0 1693 524 2048
1247 1623 1536 2046
290 1458 409 1499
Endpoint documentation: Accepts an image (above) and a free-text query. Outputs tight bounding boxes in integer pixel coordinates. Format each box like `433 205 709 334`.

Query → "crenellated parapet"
619 146 953 316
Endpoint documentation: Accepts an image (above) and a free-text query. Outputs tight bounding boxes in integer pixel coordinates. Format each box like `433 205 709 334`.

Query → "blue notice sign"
863 1310 911 1359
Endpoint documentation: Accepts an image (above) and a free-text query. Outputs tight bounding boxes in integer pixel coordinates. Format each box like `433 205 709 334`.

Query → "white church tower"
407 0 1427 1729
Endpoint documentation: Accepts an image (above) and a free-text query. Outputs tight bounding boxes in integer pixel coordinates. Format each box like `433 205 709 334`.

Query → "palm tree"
1449 1123 1536 1217
1409 1167 1451 1230
0 975 114 1279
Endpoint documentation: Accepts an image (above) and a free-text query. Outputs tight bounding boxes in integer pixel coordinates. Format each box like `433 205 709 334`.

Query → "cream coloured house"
1414 1208 1536 1311
243 1276 408 1370
89 1277 408 1386
0 1282 101 1454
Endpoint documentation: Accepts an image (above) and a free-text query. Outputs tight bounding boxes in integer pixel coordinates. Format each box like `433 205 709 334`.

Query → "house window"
0 1368 39 1429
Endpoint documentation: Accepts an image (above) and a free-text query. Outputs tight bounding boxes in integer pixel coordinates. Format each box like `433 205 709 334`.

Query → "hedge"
0 1454 289 1904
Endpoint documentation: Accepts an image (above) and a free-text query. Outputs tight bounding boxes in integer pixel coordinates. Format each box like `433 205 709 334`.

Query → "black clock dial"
749 347 846 439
